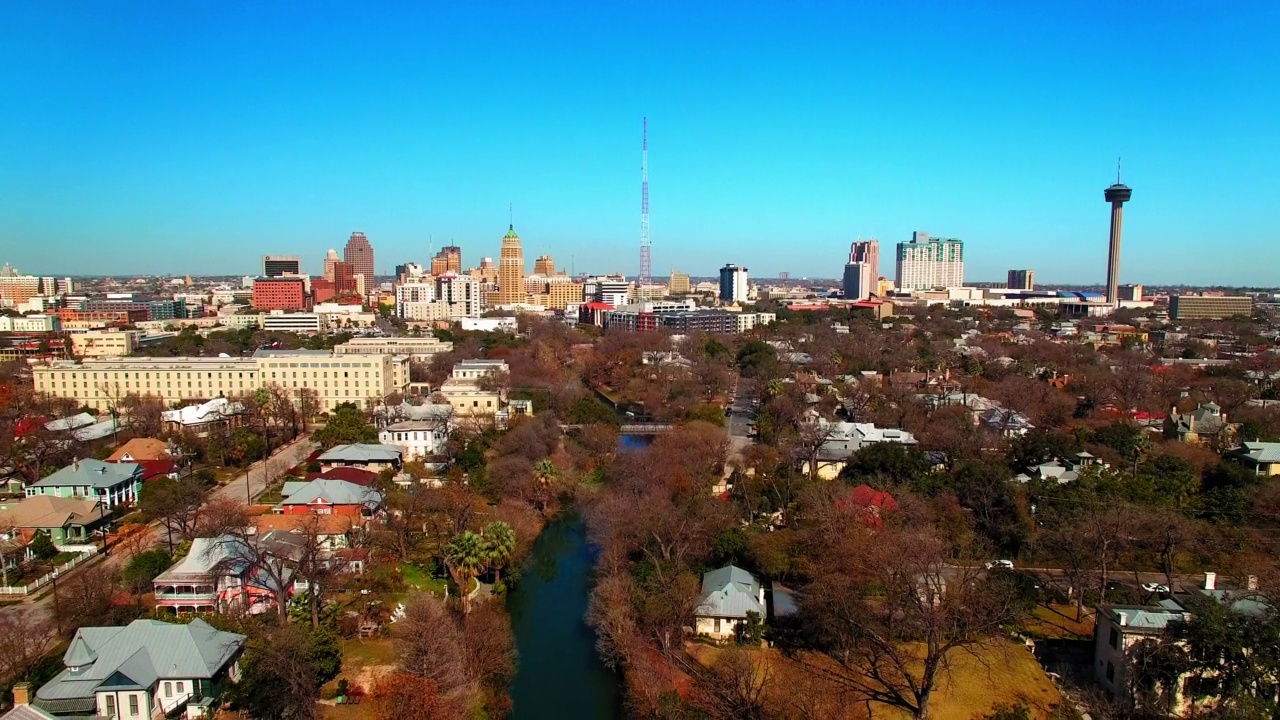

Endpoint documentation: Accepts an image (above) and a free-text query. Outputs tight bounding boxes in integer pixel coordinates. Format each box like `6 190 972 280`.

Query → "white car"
985 560 1015 570
1141 582 1170 594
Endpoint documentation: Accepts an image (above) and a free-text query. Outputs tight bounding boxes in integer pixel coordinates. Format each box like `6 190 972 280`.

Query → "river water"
507 515 624 719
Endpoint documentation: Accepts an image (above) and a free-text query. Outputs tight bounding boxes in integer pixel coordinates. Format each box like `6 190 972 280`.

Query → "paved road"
726 377 756 465
1 434 316 625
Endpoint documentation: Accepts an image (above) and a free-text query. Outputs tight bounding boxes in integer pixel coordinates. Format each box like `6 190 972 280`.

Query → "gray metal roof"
0 705 58 720
1239 442 1280 463
318 443 403 463
280 479 382 509
35 619 243 704
31 459 141 490
695 565 765 619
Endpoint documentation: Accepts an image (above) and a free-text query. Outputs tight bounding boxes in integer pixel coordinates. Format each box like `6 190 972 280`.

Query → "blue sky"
1 2 1277 284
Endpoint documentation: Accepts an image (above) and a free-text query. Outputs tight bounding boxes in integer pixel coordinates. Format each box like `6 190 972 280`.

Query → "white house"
801 420 918 480
694 565 767 641
379 419 451 461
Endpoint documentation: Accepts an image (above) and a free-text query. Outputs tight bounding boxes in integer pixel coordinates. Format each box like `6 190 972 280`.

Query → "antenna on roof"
1117 156 1122 184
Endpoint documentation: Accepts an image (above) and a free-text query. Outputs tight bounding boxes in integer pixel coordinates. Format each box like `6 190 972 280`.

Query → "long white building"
895 231 964 290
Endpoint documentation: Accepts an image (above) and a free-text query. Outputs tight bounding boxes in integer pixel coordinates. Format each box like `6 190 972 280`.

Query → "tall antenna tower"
638 117 651 284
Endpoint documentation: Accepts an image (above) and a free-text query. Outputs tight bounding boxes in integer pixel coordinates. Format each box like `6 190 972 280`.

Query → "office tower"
668 271 691 296
585 275 632 306
262 255 301 278
431 245 462 276
252 278 311 311
323 249 342 283
843 262 872 301
1104 172 1133 305
533 255 556 276
849 240 880 280
1169 295 1253 321
471 257 498 284
719 264 749 303
1007 269 1035 290
344 232 375 282
894 232 964 290
497 225 526 305
332 261 358 296
437 273 483 317
1118 284 1143 302
0 264 43 307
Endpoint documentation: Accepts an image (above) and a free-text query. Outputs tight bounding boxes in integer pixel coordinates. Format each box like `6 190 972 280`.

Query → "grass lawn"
1022 603 1096 640
399 562 448 595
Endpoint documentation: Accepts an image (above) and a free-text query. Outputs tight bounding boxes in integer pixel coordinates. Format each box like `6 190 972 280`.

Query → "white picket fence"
0 546 100 596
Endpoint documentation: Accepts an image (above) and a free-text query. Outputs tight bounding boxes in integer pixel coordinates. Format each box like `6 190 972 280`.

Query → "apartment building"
71 330 141 358
895 232 965 290
1169 295 1254 321
32 350 409 412
0 314 61 332
252 278 311 311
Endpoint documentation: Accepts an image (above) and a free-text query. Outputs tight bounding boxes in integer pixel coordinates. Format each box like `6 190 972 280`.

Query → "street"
726 376 756 464
0 434 316 624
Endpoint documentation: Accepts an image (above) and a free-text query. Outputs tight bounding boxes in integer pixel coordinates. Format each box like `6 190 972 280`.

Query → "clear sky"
1 2 1277 284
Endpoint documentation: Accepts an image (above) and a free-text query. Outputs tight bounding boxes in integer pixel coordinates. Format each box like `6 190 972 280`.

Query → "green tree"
840 442 934 490
228 623 343 720
684 403 726 428
312 403 378 449
482 521 517 586
442 530 487 615
121 548 173 595
568 397 619 426
28 531 58 561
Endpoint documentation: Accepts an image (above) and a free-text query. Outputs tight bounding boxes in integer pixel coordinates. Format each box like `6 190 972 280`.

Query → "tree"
121 548 173 595
118 392 166 439
312 402 378 449
443 530 487 615
139 476 206 551
482 521 516 586
199 499 294 617
228 623 342 720
531 458 559 512
394 593 476 717
28 530 57 561
369 673 450 720
0 612 56 683
799 525 1030 720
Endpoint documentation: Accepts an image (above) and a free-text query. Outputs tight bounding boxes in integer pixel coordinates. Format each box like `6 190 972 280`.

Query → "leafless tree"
0 611 57 682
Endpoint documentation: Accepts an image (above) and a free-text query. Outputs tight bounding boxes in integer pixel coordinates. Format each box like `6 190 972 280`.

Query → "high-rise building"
894 232 964 290
1104 175 1133 305
843 262 873 301
436 273 483 318
1007 269 1035 290
430 245 463 276
262 255 301 278
1118 284 1143 302
0 264 44 308
332 261 358 296
719 264 749 304
668 271 691 296
533 255 556 276
323 250 340 282
252 278 311 311
471 257 498 285
497 225 526 306
849 240 880 280
344 232 375 283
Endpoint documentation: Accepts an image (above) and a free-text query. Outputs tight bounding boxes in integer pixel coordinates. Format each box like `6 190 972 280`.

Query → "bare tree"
0 611 57 682
199 499 295 618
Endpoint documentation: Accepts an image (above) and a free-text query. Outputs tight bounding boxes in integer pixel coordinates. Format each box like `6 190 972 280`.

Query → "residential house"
153 535 296 615
316 443 403 472
106 437 179 481
0 495 107 545
253 513 357 550
1015 452 1107 484
1232 441 1280 476
278 478 383 517
25 459 143 508
303 466 379 486
379 418 451 461
801 420 918 480
30 618 244 719
2 683 56 720
1167 402 1237 445
694 565 768 641
1093 601 1191 706
979 407 1036 437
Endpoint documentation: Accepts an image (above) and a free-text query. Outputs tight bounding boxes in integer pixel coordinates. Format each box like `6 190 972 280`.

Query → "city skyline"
2 4 1278 283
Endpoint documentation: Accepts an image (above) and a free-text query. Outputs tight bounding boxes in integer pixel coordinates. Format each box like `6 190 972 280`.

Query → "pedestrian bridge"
560 423 675 434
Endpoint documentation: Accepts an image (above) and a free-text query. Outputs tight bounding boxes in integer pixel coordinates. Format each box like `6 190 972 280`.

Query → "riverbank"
507 515 623 719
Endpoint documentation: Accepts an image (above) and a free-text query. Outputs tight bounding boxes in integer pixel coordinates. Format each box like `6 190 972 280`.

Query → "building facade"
1007 269 1035 290
718 264 749 303
71 330 141 358
430 245 463 275
262 255 301 277
1169 295 1253 321
33 350 410 412
252 279 311 311
668 271 691 295
343 231 375 283
849 239 880 280
497 226 526 306
895 232 964 290
843 262 872 300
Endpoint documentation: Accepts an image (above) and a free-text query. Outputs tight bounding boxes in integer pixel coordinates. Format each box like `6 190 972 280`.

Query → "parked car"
1141 582 1170 594
985 560 1015 570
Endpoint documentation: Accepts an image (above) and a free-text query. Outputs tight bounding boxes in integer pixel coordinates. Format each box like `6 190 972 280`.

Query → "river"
507 515 624 719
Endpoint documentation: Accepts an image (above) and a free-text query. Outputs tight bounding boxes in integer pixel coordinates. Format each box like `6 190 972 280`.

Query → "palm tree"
532 459 558 512
482 522 517 585
442 531 486 614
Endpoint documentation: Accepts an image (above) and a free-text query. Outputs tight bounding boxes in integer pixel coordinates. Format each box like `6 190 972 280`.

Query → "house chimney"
12 682 31 705
758 586 766 608
1204 572 1217 591
1116 611 1128 626
1248 575 1259 591
71 458 79 471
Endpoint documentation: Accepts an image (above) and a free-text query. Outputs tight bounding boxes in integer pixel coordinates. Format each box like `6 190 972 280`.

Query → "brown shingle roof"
106 438 171 463
0 496 101 530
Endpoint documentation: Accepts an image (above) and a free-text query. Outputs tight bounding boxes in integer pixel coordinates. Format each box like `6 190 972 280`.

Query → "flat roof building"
1169 295 1253 321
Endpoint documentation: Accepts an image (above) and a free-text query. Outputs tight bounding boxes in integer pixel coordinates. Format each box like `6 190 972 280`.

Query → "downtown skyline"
2 3 1278 284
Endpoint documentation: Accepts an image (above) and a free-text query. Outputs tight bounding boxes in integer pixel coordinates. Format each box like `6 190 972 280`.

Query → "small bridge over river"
560 423 675 434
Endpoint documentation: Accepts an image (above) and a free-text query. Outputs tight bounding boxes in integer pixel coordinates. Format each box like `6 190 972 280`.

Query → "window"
714 618 721 633
1109 628 1119 649
164 681 172 696
128 694 139 715
176 681 184 694
104 695 116 716
1105 661 1115 683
